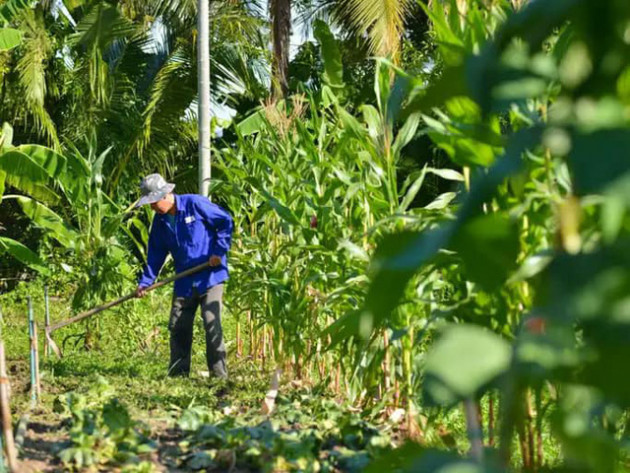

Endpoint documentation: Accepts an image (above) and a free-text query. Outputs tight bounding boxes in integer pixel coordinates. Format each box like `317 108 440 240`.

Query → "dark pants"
168 284 227 378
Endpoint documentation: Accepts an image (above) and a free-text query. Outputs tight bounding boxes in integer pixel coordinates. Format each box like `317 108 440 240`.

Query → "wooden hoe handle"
46 261 212 334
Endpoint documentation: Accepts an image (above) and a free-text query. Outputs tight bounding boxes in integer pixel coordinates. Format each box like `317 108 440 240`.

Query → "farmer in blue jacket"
134 174 233 379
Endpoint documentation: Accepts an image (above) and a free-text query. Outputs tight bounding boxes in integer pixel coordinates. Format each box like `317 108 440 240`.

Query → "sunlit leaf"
0 27 21 51
424 325 511 405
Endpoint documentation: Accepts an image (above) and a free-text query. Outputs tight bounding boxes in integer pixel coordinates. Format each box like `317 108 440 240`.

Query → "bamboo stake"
235 320 241 358
44 286 50 358
27 297 37 403
383 330 391 393
488 392 495 447
32 324 41 400
261 368 281 415
248 311 254 358
0 343 17 472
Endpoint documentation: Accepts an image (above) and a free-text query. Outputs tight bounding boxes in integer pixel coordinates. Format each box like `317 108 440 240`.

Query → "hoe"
44 261 213 358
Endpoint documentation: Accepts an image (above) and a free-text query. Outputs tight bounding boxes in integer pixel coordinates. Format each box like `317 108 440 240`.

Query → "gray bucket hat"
136 173 175 207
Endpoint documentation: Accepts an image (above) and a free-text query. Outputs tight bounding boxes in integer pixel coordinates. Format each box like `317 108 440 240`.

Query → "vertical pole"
197 0 211 196
27 297 37 403
32 324 40 400
0 431 5 473
465 398 484 463
0 342 18 472
44 286 50 358
235 320 241 358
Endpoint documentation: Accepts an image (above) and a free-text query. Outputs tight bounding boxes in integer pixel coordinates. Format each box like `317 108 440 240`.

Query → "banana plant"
0 126 135 312
0 0 27 51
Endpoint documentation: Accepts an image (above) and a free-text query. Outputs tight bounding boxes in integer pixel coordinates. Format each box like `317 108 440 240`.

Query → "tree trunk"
270 0 291 99
198 0 211 196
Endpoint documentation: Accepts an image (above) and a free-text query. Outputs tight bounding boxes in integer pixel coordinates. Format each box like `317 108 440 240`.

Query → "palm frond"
70 3 136 106
108 43 194 186
336 0 412 61
15 8 59 145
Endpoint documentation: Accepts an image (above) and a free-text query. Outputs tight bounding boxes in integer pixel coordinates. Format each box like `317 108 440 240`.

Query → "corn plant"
213 21 462 429
336 0 630 470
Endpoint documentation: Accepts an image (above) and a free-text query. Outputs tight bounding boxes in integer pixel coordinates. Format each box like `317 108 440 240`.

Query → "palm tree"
270 0 291 99
0 0 268 194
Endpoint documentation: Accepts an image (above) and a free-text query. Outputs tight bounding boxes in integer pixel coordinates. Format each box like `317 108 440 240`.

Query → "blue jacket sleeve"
138 218 168 288
195 198 234 257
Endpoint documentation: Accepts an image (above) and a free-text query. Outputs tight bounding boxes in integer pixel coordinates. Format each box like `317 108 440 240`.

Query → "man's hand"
135 286 147 298
209 255 222 267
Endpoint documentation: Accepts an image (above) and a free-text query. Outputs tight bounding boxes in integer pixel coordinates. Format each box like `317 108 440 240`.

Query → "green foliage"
313 20 344 92
0 134 136 311
176 390 392 472
4 0 630 471
423 325 511 406
0 0 269 186
0 235 47 273
0 26 20 50
56 377 157 471
0 0 30 24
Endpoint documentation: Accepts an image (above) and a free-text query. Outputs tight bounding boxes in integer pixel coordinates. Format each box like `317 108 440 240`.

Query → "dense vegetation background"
1 0 630 471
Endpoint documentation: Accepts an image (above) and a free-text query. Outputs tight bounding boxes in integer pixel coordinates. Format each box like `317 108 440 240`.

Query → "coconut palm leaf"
15 9 59 145
69 3 136 106
336 0 412 61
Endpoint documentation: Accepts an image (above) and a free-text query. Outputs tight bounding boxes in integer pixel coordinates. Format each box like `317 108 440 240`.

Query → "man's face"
151 197 171 214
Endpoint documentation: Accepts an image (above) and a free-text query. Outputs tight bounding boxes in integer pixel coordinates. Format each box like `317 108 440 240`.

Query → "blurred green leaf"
102 399 133 432
424 325 511 405
451 213 520 291
0 27 21 51
313 20 344 90
569 129 630 202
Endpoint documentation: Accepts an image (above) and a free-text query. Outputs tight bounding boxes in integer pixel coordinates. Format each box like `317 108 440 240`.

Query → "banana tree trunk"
198 0 211 196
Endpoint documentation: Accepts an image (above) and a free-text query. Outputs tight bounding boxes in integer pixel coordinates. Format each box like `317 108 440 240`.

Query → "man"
135 173 234 379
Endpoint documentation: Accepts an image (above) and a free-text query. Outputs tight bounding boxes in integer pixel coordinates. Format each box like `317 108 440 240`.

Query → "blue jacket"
138 194 234 297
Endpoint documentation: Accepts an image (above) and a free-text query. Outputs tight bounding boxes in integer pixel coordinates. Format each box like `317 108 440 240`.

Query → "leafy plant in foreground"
56 377 157 471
